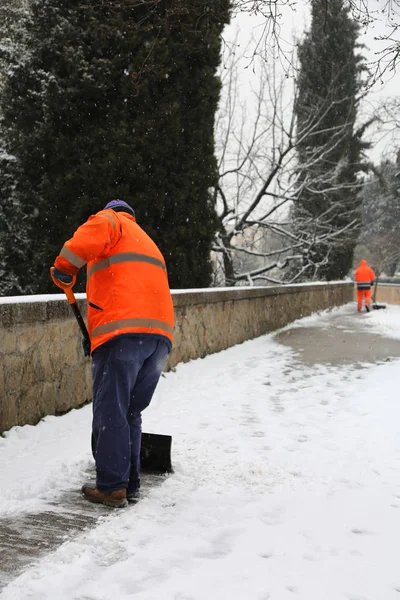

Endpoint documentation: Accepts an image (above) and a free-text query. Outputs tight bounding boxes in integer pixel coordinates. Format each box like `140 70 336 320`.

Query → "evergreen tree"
294 0 369 280
0 0 230 295
0 0 30 294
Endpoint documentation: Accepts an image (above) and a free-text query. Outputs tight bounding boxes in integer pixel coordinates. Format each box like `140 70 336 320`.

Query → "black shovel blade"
372 304 387 310
91 431 173 474
140 432 173 474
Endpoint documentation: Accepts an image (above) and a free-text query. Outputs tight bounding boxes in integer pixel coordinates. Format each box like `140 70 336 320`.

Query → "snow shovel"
372 278 387 310
91 431 173 474
50 267 173 474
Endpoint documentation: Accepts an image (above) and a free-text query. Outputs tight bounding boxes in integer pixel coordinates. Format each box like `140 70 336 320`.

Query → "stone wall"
0 282 353 433
372 284 400 306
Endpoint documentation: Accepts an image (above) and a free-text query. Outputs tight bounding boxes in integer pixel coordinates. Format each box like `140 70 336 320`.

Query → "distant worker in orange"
355 259 376 312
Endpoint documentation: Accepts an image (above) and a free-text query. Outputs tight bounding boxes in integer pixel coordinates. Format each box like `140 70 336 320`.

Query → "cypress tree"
294 0 368 280
0 0 230 295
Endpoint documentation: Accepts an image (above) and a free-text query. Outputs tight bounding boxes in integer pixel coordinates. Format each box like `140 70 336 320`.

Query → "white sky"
1 303 400 599
221 0 400 165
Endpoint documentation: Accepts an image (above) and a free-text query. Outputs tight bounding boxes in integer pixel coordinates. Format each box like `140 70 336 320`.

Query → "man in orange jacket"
52 200 174 508
355 259 376 313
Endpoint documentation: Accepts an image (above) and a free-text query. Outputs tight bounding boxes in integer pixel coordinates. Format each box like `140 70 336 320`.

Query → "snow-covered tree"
0 0 230 295
0 0 31 294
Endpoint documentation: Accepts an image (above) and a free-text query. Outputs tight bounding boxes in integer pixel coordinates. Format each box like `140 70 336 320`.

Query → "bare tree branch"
213 43 372 286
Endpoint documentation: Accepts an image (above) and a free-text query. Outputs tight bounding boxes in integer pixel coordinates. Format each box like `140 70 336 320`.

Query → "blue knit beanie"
104 199 135 218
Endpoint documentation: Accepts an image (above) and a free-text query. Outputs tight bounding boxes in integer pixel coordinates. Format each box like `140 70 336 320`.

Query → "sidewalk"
275 305 400 365
1 303 400 599
0 469 166 590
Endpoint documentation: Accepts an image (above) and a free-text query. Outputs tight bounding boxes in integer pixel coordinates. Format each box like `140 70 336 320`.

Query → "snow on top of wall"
0 281 352 304
0 293 86 305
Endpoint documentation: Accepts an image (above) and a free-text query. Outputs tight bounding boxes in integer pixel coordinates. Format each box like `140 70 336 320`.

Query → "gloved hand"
82 337 91 357
52 267 73 284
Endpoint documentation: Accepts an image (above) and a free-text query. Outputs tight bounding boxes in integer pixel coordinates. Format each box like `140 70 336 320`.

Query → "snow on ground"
1 304 400 599
362 306 400 341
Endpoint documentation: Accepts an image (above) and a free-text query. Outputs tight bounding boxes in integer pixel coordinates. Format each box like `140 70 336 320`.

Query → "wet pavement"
275 306 400 366
0 468 167 591
0 506 98 588
0 463 98 589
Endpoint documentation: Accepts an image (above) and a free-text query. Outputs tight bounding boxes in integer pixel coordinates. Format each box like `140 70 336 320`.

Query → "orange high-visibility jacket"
54 209 174 353
355 259 376 290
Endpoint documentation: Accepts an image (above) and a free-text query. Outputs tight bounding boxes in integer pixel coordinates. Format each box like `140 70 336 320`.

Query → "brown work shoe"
81 483 128 508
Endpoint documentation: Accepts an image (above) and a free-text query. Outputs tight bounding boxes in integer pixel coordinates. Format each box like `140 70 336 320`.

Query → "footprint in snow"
351 528 376 535
251 430 265 438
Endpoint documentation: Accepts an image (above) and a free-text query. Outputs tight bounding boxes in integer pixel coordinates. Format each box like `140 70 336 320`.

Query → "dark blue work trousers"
91 335 169 493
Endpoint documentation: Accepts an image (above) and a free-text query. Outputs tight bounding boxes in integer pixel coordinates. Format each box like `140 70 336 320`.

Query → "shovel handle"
50 266 90 342
70 300 90 341
50 267 76 304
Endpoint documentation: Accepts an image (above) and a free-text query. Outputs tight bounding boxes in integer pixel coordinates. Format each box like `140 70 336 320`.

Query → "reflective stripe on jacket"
54 209 174 353
356 281 373 290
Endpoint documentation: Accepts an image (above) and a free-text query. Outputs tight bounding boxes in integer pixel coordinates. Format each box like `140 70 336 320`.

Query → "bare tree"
213 45 371 286
226 1 400 86
368 96 400 161
363 0 400 83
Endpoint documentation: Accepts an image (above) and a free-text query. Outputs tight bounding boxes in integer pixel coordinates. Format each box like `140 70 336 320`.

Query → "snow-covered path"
1 304 400 599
